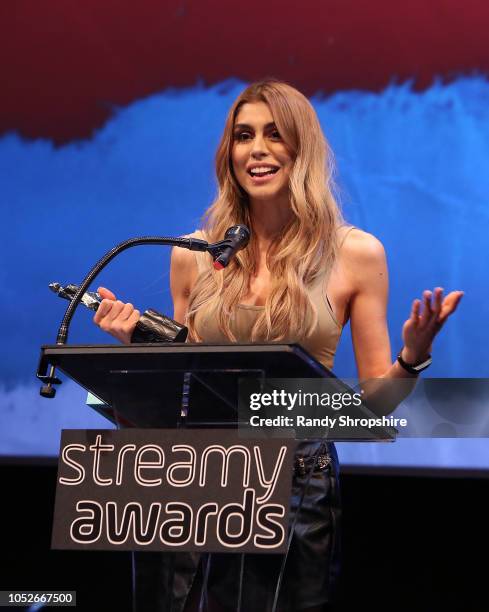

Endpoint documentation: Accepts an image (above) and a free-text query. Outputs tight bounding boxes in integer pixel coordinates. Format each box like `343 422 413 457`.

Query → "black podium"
39 342 395 612
38 342 396 438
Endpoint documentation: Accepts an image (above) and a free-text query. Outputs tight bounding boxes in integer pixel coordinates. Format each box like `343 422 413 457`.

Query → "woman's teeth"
249 167 278 176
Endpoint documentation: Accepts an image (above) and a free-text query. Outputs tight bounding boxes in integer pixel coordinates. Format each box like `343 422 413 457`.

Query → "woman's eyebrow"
234 122 277 130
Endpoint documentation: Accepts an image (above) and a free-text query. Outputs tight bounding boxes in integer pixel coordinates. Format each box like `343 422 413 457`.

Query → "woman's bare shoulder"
186 229 206 240
336 226 387 293
338 226 386 263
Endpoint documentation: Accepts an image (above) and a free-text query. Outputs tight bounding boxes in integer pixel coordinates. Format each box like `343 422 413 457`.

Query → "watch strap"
397 350 432 375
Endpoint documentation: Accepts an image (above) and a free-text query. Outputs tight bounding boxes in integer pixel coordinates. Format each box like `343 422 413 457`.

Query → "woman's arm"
344 230 392 379
344 229 463 413
169 236 199 323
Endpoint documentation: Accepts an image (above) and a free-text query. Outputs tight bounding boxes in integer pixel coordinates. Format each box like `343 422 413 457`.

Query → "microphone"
211 225 251 270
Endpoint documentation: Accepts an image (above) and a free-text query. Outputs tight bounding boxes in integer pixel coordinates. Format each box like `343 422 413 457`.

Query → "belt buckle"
294 453 331 477
317 453 332 470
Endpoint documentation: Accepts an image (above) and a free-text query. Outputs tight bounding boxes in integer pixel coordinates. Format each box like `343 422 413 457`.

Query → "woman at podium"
94 80 462 611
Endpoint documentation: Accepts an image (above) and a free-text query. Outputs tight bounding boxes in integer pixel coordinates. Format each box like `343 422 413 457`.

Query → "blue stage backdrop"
1 77 488 467
2 0 489 466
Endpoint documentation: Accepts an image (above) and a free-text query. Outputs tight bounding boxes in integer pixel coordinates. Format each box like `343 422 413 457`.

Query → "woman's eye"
235 131 252 142
270 130 282 140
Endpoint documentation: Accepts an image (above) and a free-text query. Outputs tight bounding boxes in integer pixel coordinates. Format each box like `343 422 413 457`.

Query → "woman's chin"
247 184 288 202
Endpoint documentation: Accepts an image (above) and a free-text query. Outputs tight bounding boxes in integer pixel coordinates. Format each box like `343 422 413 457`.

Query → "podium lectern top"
38 342 336 428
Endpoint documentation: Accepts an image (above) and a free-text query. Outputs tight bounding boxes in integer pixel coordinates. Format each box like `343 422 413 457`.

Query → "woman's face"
231 101 294 202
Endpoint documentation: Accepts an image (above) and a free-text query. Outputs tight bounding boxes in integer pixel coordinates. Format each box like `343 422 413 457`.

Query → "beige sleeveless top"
190 229 351 371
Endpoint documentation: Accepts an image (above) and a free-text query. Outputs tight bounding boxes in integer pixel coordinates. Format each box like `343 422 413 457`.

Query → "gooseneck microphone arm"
55 235 208 345
38 226 250 397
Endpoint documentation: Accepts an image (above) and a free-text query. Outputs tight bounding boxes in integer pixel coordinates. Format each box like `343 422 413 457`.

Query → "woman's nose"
250 133 269 158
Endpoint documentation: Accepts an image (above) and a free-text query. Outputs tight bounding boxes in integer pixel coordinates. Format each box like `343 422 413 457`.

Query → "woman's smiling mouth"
247 165 280 183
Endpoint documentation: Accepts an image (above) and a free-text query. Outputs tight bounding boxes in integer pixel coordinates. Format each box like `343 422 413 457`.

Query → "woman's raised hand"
401 287 464 363
92 287 140 345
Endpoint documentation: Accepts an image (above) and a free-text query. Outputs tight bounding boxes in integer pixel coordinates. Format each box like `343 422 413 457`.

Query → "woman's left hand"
401 287 464 363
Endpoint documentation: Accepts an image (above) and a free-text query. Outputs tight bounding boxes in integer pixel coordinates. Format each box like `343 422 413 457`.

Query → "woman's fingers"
111 304 137 333
105 300 126 323
438 291 464 324
404 288 463 361
427 287 443 328
125 309 141 334
432 287 443 312
93 298 115 326
417 287 445 328
414 288 463 333
92 290 141 344
119 302 135 321
419 290 433 327
98 286 117 301
410 298 421 325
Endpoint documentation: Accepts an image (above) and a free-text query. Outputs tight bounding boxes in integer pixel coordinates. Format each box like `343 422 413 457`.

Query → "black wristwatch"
397 349 432 375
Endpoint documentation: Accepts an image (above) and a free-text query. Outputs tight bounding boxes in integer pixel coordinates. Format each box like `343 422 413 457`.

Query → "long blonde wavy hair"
187 80 343 342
